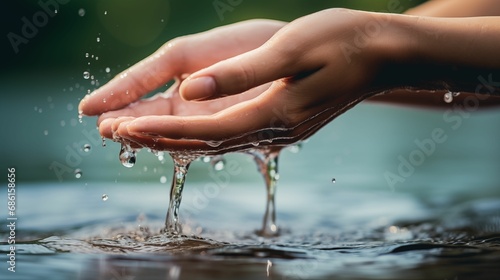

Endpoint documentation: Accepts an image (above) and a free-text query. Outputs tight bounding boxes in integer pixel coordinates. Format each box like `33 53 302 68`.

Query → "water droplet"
102 194 108 201
74 169 82 178
43 130 48 136
78 112 83 123
444 91 453 103
157 151 165 162
60 120 66 127
95 56 99 60
101 136 107 147
288 142 303 153
104 11 108 15
160 176 167 184
85 53 89 58
251 142 260 147
119 143 136 168
54 9 58 14
331 178 336 184
212 157 225 171
202 156 212 163
82 144 91 152
83 71 90 79
102 98 106 103
452 92 461 97
105 67 110 73
206 140 222 148
96 37 100 43
78 8 85 17
66 103 73 111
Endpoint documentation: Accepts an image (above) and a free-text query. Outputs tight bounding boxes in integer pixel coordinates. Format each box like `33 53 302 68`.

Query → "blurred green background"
7 0 500 195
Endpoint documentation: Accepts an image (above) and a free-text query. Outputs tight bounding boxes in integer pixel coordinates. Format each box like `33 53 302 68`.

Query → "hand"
111 9 390 153
78 19 285 140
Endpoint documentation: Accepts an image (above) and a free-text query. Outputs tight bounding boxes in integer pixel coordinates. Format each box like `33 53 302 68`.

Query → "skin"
78 1 500 154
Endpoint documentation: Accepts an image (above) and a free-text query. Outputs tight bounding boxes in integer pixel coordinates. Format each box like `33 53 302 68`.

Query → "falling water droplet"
332 178 336 184
105 67 110 73
452 92 461 97
96 37 100 43
202 156 212 163
78 8 85 17
78 112 83 123
43 130 48 136
160 176 167 184
102 194 108 201
85 52 89 58
101 136 107 147
82 144 91 152
444 91 453 103
74 169 82 178
83 71 90 79
119 143 136 168
104 11 108 15
211 157 226 171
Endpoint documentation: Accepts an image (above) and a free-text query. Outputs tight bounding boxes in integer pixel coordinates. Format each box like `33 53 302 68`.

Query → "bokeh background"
3 0 500 200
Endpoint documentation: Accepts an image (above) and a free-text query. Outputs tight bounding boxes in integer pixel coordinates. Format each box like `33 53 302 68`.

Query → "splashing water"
119 143 136 168
163 154 198 234
247 148 282 237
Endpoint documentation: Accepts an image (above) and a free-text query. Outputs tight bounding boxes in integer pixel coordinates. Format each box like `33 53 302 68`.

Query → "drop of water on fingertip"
206 141 222 148
74 169 82 179
102 194 108 201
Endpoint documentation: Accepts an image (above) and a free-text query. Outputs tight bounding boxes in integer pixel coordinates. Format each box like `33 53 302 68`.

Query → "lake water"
2 104 500 280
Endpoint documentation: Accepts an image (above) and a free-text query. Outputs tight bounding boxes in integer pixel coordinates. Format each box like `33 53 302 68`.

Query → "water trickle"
78 112 83 123
78 8 85 17
444 92 453 103
82 144 91 152
83 71 90 79
74 169 82 179
248 148 281 237
163 154 198 234
101 194 108 201
119 143 136 168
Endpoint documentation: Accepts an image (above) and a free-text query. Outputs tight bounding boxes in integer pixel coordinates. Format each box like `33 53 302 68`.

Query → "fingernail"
181 76 216 100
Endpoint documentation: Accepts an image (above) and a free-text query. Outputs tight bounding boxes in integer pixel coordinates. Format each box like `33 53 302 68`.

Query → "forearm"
405 0 500 17
368 13 500 106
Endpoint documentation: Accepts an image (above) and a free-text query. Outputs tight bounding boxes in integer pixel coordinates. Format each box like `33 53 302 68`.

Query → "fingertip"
98 118 115 139
180 76 216 101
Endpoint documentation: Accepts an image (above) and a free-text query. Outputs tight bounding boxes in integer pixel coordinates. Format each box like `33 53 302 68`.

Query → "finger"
179 37 325 101
125 88 289 142
98 118 116 139
96 93 174 126
79 20 285 116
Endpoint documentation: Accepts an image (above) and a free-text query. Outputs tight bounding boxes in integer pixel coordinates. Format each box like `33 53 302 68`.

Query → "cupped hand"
78 19 285 119
112 9 397 153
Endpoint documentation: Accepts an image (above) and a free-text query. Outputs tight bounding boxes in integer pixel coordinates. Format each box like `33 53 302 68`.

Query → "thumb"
179 45 301 101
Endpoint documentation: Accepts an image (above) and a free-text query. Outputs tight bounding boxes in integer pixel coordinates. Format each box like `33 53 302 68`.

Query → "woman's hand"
108 9 397 153
78 19 285 139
